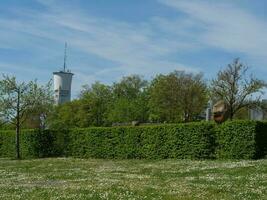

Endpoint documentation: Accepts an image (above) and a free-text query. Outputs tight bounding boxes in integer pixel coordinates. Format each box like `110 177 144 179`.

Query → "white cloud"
0 0 266 98
159 0 267 67
0 0 201 97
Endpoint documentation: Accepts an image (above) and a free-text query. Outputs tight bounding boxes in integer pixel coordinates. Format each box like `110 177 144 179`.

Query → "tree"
108 75 149 123
112 75 148 100
49 82 113 129
149 71 208 122
22 81 54 129
48 100 86 129
177 72 208 122
148 73 181 122
80 82 112 126
0 75 53 159
211 58 266 120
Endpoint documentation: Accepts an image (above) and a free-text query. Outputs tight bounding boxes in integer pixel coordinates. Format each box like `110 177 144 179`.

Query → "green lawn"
0 158 266 200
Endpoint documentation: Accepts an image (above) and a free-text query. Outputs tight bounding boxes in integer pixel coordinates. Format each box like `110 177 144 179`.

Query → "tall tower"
53 43 74 105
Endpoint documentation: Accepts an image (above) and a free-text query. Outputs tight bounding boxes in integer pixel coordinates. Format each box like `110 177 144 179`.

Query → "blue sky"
0 0 267 98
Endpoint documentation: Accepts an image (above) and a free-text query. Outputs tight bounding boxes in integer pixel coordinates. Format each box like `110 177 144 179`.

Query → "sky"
0 0 267 98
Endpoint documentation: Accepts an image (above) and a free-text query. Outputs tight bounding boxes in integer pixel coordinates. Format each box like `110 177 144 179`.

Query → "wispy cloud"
0 0 200 96
0 0 266 97
158 0 267 67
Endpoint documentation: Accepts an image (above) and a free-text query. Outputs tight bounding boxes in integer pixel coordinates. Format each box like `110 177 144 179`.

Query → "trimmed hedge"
0 121 266 159
215 121 267 159
65 123 215 159
0 130 66 158
0 130 15 158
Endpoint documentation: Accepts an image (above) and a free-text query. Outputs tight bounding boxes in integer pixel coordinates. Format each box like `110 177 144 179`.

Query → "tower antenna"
63 42 67 72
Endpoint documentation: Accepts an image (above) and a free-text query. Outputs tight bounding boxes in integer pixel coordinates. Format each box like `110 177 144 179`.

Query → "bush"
215 121 267 159
64 123 215 159
0 130 15 158
0 121 266 159
0 129 66 159
255 121 267 158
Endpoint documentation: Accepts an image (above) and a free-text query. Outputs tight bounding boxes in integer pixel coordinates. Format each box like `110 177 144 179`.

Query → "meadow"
0 158 266 200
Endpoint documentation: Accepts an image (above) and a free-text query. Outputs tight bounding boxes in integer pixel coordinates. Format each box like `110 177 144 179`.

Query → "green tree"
211 58 267 120
112 75 147 99
80 82 112 126
48 82 112 128
148 73 181 122
48 100 86 129
149 71 208 122
108 75 149 123
22 80 54 129
0 75 53 159
179 72 208 122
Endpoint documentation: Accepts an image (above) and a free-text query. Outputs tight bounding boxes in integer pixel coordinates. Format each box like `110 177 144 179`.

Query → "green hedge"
0 130 15 158
215 121 267 159
65 123 215 159
0 130 66 158
0 121 266 159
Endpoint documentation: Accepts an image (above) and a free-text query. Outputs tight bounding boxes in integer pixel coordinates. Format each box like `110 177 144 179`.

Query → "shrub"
0 121 266 160
215 121 267 159
58 123 215 159
0 129 66 159
0 130 15 158
255 121 267 158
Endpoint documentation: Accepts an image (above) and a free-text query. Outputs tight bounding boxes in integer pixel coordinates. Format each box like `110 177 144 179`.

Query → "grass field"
0 158 266 200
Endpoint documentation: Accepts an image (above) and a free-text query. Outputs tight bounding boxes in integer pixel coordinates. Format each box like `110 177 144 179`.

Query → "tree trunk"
15 125 20 159
229 110 234 121
15 89 20 159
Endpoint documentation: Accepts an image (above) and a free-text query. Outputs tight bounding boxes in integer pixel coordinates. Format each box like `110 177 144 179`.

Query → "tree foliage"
149 71 208 122
80 82 112 126
49 82 113 128
108 75 149 123
2 58 264 132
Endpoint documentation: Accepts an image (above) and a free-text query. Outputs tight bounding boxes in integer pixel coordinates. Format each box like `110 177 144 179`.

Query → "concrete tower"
53 43 74 105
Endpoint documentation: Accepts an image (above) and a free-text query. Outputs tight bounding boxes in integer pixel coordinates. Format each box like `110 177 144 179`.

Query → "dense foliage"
215 121 267 159
0 59 266 160
47 59 266 128
65 122 215 159
48 72 209 128
0 129 64 158
0 121 266 160
149 71 208 122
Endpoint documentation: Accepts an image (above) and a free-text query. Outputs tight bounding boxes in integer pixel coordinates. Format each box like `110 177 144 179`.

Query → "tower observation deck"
53 43 74 105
